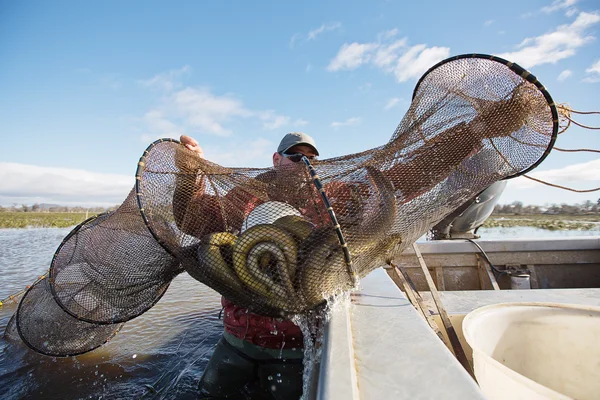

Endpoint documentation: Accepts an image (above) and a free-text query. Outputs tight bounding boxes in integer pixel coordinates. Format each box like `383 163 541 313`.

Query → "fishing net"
8 54 557 356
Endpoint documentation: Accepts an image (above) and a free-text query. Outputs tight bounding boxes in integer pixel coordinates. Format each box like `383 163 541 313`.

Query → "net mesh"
8 54 557 356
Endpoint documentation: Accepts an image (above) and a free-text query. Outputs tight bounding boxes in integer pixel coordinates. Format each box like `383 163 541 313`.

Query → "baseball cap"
277 132 319 156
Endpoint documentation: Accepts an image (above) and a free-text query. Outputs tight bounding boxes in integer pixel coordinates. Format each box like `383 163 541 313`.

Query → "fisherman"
176 126 492 399
178 132 319 400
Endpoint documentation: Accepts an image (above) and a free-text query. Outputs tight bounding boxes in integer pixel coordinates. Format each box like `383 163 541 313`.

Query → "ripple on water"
0 228 71 297
5 226 595 398
1 229 225 399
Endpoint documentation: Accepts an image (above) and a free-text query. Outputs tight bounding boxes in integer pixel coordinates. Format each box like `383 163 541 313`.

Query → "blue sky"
0 0 599 207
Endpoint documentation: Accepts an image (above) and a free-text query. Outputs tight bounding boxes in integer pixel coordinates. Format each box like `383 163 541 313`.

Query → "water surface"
1 226 598 399
1 228 222 400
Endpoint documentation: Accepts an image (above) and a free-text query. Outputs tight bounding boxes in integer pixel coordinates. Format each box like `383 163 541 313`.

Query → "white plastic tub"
463 302 600 400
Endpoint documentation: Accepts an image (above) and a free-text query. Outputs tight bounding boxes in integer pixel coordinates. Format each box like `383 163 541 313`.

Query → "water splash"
293 290 351 400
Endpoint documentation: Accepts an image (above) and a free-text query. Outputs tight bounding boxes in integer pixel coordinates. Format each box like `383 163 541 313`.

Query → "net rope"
523 103 599 192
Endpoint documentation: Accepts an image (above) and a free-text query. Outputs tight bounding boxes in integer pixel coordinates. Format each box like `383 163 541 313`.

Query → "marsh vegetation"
0 212 90 228
483 214 599 231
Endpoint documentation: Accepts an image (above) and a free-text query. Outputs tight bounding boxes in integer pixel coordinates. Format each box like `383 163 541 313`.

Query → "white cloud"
377 28 399 41
204 137 276 167
384 97 401 110
289 33 302 48
484 20 494 27
586 60 600 73
583 59 600 82
0 162 133 207
138 65 191 91
294 118 309 127
327 42 379 71
557 69 573 81
306 63 313 72
392 45 450 82
308 22 342 41
143 110 184 137
139 68 306 137
258 111 291 130
331 117 361 129
566 8 578 17
168 87 251 136
327 32 450 82
373 39 408 68
541 0 579 14
507 159 600 190
290 22 341 48
497 11 600 68
502 156 600 207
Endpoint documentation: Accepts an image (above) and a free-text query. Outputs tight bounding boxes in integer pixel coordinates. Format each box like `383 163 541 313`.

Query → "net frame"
413 53 558 178
7 53 561 356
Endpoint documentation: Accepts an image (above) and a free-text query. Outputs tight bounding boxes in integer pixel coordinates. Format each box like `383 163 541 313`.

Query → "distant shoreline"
1 211 599 231
483 214 600 231
0 212 90 229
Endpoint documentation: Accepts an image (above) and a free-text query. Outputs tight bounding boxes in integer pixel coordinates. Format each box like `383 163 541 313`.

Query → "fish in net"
7 54 557 356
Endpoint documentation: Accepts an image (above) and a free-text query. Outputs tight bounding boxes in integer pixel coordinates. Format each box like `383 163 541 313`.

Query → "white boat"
314 235 600 399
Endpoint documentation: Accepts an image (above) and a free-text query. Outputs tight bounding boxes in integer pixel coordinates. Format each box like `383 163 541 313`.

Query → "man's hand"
180 135 204 158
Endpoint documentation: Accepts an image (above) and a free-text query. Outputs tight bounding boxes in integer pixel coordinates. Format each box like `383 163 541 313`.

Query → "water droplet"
268 375 273 381
277 379 282 383
132 354 137 359
271 385 277 392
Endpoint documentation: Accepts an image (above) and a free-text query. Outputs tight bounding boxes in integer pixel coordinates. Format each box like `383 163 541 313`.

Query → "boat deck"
317 268 485 399
316 236 600 399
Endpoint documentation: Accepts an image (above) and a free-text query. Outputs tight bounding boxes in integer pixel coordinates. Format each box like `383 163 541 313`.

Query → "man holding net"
175 125 496 399
178 132 319 399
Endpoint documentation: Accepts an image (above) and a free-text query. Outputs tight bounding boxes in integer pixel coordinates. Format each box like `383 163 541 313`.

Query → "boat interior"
313 236 600 399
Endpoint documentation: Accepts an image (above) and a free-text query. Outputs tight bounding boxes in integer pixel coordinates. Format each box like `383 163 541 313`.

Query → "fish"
296 165 398 308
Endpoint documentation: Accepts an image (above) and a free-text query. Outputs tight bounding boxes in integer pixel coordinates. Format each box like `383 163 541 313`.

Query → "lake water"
0 228 222 400
1 226 599 399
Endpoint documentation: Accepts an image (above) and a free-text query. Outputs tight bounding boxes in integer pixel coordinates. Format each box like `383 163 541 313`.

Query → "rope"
523 174 600 193
563 117 600 130
556 104 600 132
0 274 47 306
565 109 600 115
558 119 571 134
554 147 600 153
536 104 600 193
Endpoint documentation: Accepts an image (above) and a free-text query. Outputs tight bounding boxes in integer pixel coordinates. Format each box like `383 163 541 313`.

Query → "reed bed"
0 212 89 229
484 215 599 231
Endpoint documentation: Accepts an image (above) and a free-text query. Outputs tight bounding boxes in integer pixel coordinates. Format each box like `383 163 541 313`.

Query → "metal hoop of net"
8 54 557 356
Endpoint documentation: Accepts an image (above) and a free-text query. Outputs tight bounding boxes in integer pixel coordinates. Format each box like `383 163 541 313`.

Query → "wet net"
8 54 557 356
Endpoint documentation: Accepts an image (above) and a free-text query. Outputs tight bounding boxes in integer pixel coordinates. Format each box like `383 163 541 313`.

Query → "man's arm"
173 135 228 238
